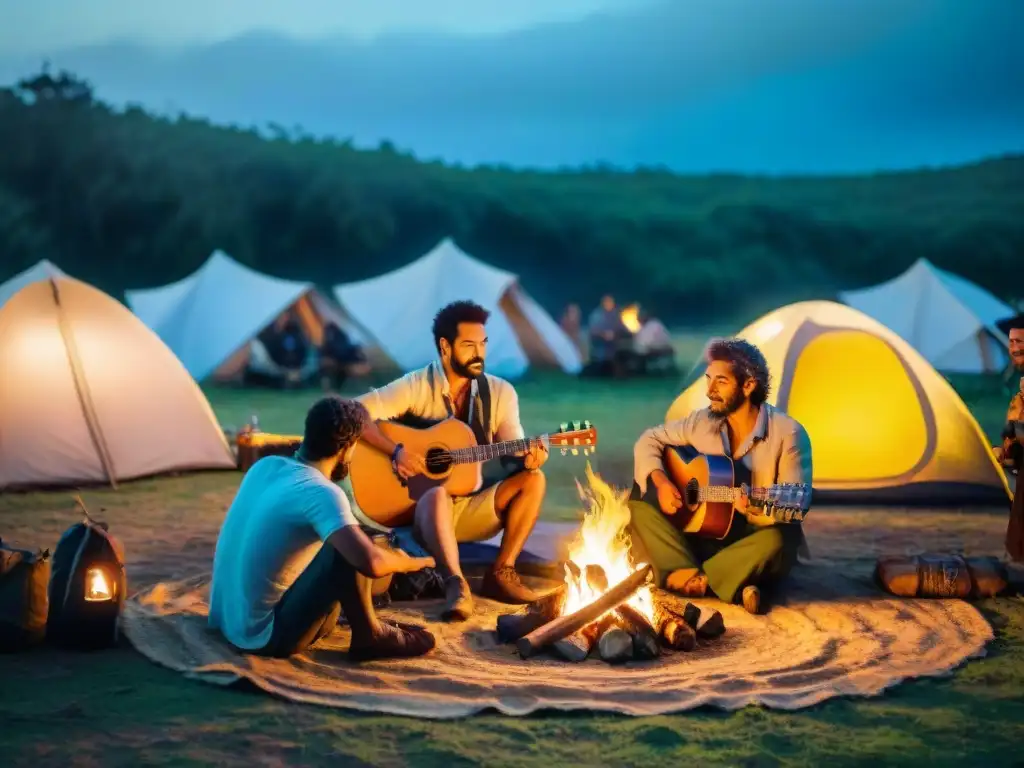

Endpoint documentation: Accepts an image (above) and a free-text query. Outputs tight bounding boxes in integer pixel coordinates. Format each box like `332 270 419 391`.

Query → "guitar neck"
449 436 545 465
698 484 780 504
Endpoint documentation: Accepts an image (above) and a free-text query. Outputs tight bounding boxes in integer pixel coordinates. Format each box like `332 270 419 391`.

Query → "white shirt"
208 456 358 650
357 361 524 441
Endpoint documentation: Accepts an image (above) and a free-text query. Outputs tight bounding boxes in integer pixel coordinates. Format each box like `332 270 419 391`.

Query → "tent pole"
51 278 119 488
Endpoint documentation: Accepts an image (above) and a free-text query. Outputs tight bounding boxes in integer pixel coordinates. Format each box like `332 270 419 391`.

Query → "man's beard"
451 355 485 378
1013 352 1024 373
708 388 746 420
330 461 349 483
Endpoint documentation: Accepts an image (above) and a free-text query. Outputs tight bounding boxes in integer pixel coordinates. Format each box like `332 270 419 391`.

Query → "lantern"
84 566 116 602
47 502 126 650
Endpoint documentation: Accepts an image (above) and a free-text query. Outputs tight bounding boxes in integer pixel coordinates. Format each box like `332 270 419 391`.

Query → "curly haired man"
209 396 437 660
628 338 813 614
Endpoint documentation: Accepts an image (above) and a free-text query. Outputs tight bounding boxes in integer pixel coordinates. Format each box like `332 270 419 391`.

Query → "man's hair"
432 300 490 353
705 337 771 407
1008 315 1024 332
302 396 369 461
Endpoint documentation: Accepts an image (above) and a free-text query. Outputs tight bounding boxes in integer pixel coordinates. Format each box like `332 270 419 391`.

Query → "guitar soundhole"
685 479 699 507
425 448 452 475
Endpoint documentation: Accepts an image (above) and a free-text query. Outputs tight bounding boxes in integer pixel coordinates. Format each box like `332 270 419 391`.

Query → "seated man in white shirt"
209 396 437 660
357 300 549 622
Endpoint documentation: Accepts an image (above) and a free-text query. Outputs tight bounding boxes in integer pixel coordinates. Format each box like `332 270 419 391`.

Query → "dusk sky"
1 0 1021 174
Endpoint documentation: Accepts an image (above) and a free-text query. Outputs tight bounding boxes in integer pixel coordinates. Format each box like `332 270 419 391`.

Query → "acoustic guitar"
350 418 598 528
635 445 811 540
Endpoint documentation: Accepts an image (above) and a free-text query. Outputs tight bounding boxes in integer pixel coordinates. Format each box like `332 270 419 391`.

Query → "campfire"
496 465 726 663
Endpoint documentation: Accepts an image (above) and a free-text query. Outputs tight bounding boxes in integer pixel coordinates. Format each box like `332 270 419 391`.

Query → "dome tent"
666 301 1010 504
0 275 236 490
333 239 582 380
0 259 66 307
839 258 1014 374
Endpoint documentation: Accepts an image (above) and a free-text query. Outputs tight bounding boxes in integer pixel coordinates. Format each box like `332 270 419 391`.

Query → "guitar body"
664 446 738 539
349 420 483 528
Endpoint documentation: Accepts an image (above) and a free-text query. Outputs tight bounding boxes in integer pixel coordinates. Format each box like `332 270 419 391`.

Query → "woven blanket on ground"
121 563 993 718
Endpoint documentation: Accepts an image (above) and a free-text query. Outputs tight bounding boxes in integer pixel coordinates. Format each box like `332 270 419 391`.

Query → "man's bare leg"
482 470 546 603
413 487 463 579
493 470 546 569
414 487 473 621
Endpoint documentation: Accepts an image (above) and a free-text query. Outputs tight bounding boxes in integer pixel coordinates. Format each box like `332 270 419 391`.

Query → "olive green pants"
627 500 801 604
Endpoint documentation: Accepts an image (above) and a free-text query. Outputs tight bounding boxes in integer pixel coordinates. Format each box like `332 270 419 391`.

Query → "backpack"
0 538 51 652
47 517 127 649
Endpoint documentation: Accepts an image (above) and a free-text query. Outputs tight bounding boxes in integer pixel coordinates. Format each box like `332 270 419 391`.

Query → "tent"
333 239 582 379
666 301 1011 504
0 275 237 490
0 259 66 306
839 258 1014 374
127 250 383 382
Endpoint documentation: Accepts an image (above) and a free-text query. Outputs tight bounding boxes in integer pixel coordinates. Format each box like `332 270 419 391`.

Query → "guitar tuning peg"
573 420 580 430
571 448 579 456
559 422 568 432
560 447 568 456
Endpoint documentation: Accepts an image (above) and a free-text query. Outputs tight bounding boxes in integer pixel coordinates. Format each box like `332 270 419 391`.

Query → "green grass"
1 343 1021 766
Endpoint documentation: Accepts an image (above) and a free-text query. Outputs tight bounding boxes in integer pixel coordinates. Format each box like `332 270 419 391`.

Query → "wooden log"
615 603 661 660
517 565 653 659
584 564 608 592
643 590 696 650
553 615 614 662
597 626 633 663
495 585 567 643
680 601 725 639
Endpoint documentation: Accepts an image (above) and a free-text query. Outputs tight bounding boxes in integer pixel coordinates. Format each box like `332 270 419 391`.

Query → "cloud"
0 0 1020 172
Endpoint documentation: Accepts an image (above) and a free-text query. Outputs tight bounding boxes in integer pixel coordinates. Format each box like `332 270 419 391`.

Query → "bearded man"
356 300 548 622
627 338 813 614
998 317 1024 559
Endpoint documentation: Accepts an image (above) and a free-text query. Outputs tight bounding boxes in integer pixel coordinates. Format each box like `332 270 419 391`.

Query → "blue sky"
0 0 643 52
1 0 1021 173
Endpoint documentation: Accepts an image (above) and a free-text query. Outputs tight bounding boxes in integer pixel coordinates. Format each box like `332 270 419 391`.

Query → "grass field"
2 339 1023 767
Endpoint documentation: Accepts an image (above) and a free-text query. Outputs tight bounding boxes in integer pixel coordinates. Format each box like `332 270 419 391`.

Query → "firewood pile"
495 563 727 663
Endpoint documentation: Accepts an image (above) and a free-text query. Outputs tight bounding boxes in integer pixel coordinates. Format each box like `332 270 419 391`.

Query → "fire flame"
620 304 641 334
84 566 114 602
562 463 655 622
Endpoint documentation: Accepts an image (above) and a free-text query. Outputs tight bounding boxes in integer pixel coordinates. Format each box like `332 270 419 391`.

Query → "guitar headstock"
549 420 598 457
750 483 811 520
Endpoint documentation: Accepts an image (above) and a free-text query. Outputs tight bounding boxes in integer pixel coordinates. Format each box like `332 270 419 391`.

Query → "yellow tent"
666 301 1011 503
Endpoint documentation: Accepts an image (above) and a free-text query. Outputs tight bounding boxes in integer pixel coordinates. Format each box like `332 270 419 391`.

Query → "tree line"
1 67 1022 324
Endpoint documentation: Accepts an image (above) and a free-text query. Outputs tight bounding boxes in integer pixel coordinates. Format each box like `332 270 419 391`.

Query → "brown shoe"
742 585 761 615
480 565 539 604
442 575 474 622
349 621 436 662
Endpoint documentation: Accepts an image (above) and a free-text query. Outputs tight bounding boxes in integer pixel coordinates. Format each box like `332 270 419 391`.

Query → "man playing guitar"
629 338 813 614
356 301 548 621
998 317 1024 560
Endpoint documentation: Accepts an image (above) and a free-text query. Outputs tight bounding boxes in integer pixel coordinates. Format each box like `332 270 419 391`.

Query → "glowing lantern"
84 566 115 602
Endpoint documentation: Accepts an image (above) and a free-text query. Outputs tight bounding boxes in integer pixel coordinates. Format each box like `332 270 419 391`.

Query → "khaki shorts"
450 484 503 542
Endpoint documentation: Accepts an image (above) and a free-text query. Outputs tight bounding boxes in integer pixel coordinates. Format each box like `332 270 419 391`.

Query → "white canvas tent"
0 275 236 490
127 250 380 382
0 259 66 306
839 258 1014 373
333 239 583 379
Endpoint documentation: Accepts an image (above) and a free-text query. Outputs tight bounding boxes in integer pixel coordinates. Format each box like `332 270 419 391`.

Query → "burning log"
517 564 653 659
495 584 567 644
